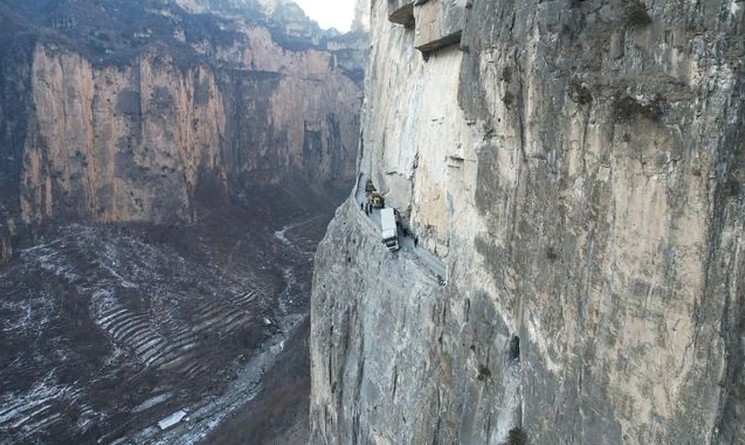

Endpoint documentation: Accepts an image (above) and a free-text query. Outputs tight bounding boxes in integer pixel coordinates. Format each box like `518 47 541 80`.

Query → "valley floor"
0 183 347 445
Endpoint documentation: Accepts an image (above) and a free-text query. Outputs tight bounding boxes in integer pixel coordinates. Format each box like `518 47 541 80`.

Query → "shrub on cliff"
625 0 652 27
502 427 527 445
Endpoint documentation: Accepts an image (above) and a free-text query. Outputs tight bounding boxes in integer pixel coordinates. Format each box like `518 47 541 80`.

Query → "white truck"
380 208 400 252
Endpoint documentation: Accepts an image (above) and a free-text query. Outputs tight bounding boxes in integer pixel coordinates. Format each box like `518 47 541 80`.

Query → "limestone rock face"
0 0 365 225
310 1 744 444
352 0 371 32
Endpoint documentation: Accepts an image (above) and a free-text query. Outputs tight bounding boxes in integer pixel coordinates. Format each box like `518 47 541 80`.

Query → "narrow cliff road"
354 174 447 283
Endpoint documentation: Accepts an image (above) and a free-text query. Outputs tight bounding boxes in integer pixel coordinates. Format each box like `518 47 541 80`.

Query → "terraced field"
0 186 344 444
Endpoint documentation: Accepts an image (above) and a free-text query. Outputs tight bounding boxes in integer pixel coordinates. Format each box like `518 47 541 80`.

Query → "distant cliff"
310 1 744 444
0 0 366 235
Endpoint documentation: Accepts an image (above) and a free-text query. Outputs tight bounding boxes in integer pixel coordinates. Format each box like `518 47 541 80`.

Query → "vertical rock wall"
0 0 365 226
352 0 371 32
310 1 744 444
16 39 361 224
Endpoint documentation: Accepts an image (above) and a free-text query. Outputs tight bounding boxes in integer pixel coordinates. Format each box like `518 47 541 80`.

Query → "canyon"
0 0 366 443
310 0 744 444
0 0 364 250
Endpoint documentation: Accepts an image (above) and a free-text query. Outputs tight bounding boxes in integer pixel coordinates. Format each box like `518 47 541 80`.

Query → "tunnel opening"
509 336 520 363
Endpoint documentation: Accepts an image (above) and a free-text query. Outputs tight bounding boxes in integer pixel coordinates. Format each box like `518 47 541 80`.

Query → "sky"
292 0 355 32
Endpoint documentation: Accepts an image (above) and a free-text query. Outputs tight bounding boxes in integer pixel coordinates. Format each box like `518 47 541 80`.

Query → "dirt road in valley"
0 185 346 444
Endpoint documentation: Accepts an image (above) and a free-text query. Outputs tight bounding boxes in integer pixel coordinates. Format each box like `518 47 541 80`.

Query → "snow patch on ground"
274 223 298 245
0 373 97 438
22 244 78 282
131 393 173 414
0 292 56 335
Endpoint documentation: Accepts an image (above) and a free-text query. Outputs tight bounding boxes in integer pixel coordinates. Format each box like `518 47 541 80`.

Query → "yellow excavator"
365 179 384 208
367 192 384 208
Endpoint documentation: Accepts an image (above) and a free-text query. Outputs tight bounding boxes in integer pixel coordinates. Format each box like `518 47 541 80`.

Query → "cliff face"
0 0 365 227
310 1 744 444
